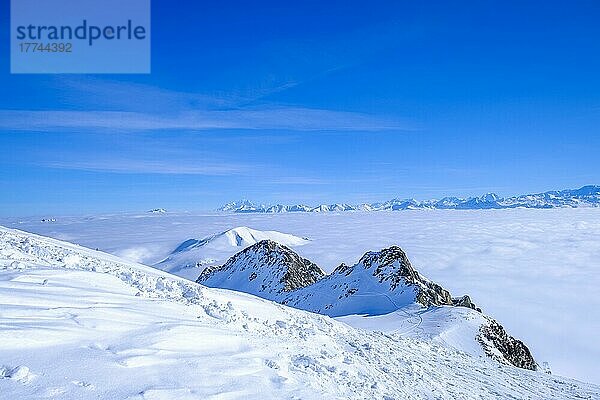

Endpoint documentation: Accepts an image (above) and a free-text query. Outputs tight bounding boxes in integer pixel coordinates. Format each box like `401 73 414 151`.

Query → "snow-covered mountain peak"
197 240 325 300
355 245 412 273
155 227 310 280
199 242 462 314
173 226 308 253
570 185 600 196
221 226 268 247
348 245 420 289
336 245 454 307
217 199 264 212
481 193 501 202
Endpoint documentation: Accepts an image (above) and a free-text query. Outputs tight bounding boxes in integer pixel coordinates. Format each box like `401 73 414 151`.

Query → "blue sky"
1 1 599 216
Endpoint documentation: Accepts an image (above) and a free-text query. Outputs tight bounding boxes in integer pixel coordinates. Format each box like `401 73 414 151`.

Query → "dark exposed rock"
332 263 352 276
359 246 419 289
477 319 538 371
452 295 482 312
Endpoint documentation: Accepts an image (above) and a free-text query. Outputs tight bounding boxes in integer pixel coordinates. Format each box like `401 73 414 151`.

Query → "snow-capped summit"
311 203 357 212
155 227 309 280
198 240 325 301
174 226 308 252
264 204 314 213
282 245 460 315
457 193 502 209
264 204 287 213
311 204 331 213
217 199 265 212
482 193 500 202
435 196 464 209
353 246 455 306
570 184 600 197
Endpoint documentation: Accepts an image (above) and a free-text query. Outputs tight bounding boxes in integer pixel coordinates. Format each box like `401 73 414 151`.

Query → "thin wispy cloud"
0 108 413 132
1 75 415 132
49 77 249 111
261 176 331 185
41 158 251 176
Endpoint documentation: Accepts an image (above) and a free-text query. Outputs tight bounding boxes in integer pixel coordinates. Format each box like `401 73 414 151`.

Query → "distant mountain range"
218 185 600 213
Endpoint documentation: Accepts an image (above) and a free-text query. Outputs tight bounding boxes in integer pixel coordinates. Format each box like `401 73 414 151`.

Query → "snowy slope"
6 208 600 384
338 305 535 369
154 226 309 280
1 226 599 399
338 305 489 357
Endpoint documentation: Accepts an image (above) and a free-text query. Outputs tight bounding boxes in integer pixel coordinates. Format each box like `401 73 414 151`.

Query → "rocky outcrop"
478 319 538 371
452 295 482 312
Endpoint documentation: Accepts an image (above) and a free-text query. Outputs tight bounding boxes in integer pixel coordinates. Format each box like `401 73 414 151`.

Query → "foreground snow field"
1 226 599 399
3 208 600 384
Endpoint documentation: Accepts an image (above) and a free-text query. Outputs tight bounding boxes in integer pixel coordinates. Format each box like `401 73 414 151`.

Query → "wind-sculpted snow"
2 226 599 399
219 185 600 213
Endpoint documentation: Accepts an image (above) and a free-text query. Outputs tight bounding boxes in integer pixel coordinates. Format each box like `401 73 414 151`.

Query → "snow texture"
1 226 599 399
3 208 600 384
